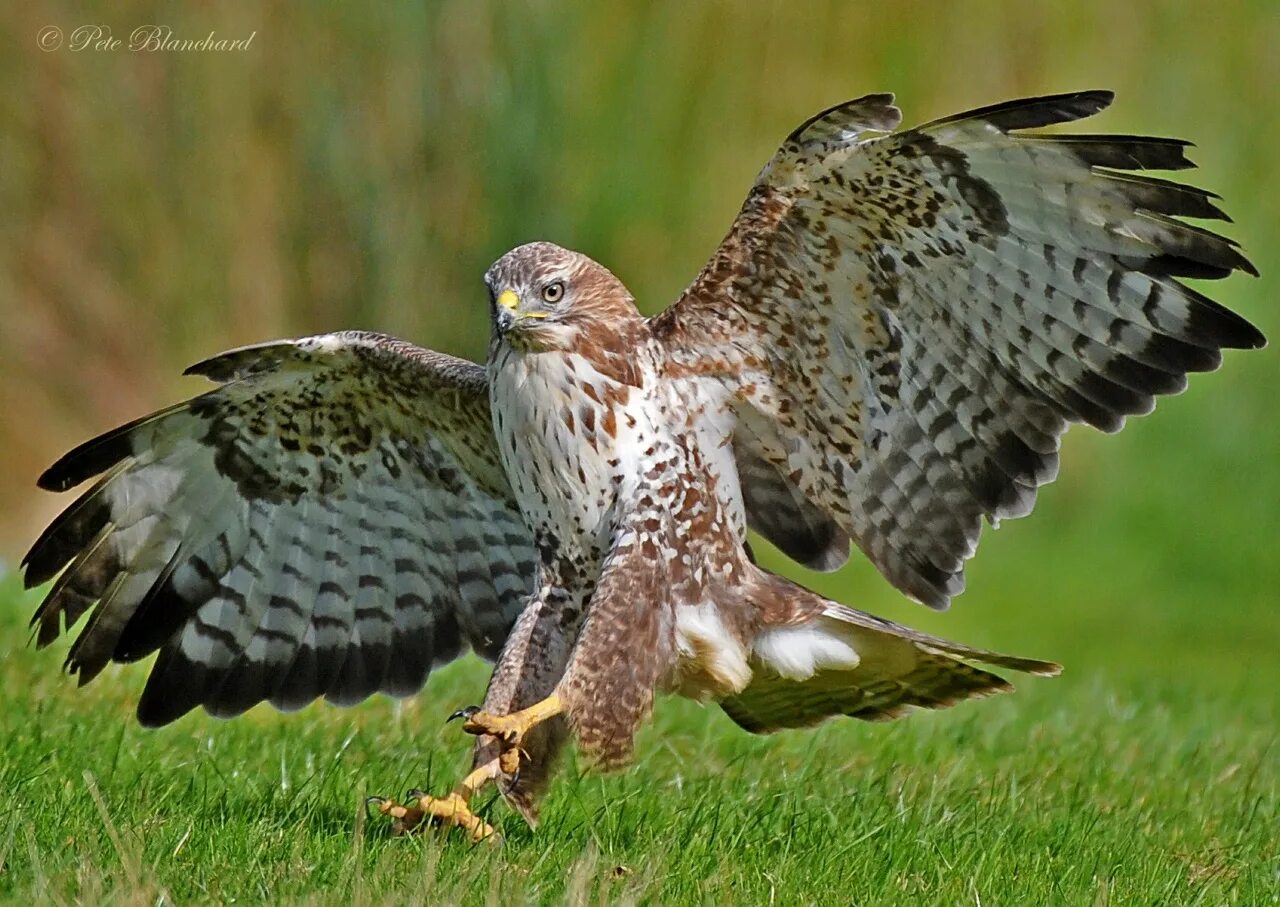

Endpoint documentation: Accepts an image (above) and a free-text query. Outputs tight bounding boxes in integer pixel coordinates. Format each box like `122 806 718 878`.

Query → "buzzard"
23 92 1263 841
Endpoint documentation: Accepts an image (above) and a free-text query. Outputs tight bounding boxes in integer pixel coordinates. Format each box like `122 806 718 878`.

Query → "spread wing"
23 331 536 725
651 91 1264 608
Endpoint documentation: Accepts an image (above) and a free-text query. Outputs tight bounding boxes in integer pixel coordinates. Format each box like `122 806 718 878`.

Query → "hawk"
23 91 1263 841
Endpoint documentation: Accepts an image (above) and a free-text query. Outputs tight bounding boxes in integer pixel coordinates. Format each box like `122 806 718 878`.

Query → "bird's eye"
541 280 565 304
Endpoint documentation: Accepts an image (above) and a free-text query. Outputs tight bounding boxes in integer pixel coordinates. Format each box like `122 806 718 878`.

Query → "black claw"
448 705 481 723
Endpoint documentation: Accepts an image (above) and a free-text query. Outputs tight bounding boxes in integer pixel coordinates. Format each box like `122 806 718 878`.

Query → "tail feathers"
823 604 1062 677
721 600 1059 734
722 653 1012 733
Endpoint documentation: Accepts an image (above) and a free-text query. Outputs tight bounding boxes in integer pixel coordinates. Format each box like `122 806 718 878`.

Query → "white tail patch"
752 623 862 681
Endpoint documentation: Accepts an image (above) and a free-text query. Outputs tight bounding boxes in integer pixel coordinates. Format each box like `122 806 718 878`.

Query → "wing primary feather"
23 461 127 586
1026 134 1196 171
923 90 1114 131
1092 170 1229 221
37 403 186 492
111 542 192 663
30 519 116 648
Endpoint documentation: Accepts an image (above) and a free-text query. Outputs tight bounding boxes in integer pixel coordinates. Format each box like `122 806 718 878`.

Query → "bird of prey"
23 91 1263 842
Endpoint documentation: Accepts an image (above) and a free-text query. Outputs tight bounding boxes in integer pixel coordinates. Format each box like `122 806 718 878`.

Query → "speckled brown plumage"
24 92 1262 833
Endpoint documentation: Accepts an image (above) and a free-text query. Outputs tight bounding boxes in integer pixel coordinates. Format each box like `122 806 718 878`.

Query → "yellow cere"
498 289 519 311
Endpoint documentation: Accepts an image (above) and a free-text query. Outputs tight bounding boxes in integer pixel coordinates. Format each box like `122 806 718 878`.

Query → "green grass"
1 574 1275 906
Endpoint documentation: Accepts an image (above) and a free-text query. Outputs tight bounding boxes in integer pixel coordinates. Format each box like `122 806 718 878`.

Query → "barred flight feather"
24 332 536 726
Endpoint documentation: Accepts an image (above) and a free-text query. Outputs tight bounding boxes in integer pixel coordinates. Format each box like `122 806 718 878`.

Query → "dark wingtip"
70 658 107 688
37 454 94 493
36 397 197 495
1051 89 1116 122
1234 319 1267 350
1046 134 1198 172
22 478 117 588
35 413 159 493
37 438 121 493
21 560 44 589
929 90 1115 133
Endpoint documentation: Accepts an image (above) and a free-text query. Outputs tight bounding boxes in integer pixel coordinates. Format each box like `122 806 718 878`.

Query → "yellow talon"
462 693 564 747
372 695 562 842
417 792 499 844
372 756 507 842
372 791 499 843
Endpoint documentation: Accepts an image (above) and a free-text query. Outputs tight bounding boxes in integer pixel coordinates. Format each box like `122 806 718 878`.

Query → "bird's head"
484 242 640 352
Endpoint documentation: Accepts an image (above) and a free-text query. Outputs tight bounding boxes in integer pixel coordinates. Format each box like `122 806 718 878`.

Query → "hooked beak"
494 288 548 334
495 289 519 333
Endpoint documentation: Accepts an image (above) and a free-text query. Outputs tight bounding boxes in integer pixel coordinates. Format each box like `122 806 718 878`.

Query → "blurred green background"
0 0 1276 686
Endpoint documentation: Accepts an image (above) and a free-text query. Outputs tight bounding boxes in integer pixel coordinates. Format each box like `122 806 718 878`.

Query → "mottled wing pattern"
23 332 536 725
652 91 1264 608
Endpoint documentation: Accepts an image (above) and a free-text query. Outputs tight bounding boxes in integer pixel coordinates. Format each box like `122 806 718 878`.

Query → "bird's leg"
453 692 565 753
368 693 565 841
371 586 575 842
